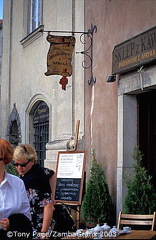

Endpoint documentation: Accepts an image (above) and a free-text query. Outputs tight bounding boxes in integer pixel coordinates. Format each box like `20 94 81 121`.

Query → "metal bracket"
137 65 144 90
76 24 97 85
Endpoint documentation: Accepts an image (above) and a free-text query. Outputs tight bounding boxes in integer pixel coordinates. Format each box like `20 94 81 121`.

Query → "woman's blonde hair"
13 144 37 163
0 139 14 165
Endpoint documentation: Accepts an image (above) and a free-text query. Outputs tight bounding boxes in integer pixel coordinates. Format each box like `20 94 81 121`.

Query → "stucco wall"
0 21 2 79
84 0 156 206
1 0 156 218
1 0 85 152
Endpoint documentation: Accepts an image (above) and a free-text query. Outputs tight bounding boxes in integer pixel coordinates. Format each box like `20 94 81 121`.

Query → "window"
30 0 41 33
21 0 43 46
33 101 49 166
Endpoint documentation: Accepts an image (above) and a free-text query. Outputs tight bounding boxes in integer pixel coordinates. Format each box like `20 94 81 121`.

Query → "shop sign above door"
112 26 156 75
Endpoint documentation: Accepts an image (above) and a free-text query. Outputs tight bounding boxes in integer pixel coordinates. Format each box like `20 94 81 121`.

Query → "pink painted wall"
84 0 156 204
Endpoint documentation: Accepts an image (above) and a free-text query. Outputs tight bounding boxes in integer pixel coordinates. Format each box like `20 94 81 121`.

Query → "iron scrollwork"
76 24 97 85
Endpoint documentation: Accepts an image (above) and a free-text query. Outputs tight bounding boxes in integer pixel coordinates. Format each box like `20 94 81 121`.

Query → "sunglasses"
13 159 31 167
0 158 3 161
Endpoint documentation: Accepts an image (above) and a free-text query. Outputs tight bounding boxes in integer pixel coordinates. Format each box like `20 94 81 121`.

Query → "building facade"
1 0 156 219
0 20 2 108
1 0 85 169
84 0 156 215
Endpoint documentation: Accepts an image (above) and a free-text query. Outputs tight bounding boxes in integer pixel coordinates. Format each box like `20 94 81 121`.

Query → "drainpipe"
8 0 13 106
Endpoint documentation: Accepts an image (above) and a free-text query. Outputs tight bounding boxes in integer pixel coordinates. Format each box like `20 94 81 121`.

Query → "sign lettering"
112 26 156 74
45 35 76 77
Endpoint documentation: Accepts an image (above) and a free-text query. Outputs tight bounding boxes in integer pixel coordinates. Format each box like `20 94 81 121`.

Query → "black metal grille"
33 101 49 166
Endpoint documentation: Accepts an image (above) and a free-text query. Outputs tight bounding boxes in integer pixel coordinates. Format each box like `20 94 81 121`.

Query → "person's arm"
0 218 10 230
0 214 32 235
41 202 54 232
19 180 32 221
49 172 56 201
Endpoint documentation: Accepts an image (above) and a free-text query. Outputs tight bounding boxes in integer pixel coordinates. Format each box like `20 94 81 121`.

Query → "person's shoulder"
32 164 54 180
6 172 19 179
6 172 24 184
43 167 54 178
35 163 54 175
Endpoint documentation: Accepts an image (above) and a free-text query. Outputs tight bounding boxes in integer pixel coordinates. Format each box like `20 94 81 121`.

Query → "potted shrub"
124 145 156 214
81 149 114 226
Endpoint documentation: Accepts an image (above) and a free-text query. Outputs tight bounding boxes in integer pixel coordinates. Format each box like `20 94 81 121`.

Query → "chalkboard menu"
55 151 86 204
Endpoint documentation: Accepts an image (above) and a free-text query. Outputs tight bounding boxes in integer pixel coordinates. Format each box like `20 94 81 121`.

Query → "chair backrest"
117 211 156 231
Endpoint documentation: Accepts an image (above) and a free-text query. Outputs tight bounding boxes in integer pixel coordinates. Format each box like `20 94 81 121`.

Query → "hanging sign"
45 35 76 90
112 26 156 74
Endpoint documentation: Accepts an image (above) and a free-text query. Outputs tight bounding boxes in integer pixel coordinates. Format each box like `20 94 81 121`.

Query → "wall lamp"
107 75 116 82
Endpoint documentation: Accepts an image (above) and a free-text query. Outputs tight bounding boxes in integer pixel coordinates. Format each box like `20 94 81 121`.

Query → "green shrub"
81 149 114 224
6 162 19 176
124 146 156 214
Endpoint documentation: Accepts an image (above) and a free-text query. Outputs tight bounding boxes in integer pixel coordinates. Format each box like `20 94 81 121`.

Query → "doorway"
137 90 156 187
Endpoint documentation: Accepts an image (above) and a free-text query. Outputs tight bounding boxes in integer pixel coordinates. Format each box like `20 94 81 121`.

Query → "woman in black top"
13 144 56 237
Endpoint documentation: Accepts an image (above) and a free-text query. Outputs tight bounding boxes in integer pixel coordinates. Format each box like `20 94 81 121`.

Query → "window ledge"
20 25 44 48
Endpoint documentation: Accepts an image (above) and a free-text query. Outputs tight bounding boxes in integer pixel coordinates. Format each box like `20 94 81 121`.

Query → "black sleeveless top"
21 163 54 232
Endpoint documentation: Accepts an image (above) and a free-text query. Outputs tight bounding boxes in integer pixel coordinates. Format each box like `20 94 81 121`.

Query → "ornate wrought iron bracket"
41 24 97 85
76 24 97 85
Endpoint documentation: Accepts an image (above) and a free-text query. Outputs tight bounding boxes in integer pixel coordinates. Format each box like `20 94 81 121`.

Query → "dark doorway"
137 90 156 187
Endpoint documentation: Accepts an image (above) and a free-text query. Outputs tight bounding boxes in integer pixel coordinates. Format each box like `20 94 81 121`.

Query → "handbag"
53 204 75 233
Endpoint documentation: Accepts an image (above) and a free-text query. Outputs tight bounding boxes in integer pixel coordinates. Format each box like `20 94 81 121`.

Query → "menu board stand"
54 151 86 228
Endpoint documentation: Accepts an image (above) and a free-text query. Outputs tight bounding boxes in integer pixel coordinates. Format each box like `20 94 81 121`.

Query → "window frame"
21 0 43 47
33 101 49 167
30 0 42 33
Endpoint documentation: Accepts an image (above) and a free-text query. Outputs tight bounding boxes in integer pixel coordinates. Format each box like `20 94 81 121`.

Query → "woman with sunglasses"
0 139 32 239
13 144 56 238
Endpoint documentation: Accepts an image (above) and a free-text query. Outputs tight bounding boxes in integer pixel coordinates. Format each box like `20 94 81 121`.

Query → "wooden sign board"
112 26 156 74
54 151 86 204
45 35 76 77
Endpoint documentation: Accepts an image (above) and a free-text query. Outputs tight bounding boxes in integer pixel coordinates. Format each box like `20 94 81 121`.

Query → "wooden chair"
117 211 156 230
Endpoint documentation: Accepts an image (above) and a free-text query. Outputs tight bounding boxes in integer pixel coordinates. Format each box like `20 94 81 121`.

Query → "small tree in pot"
124 145 156 214
81 149 114 226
